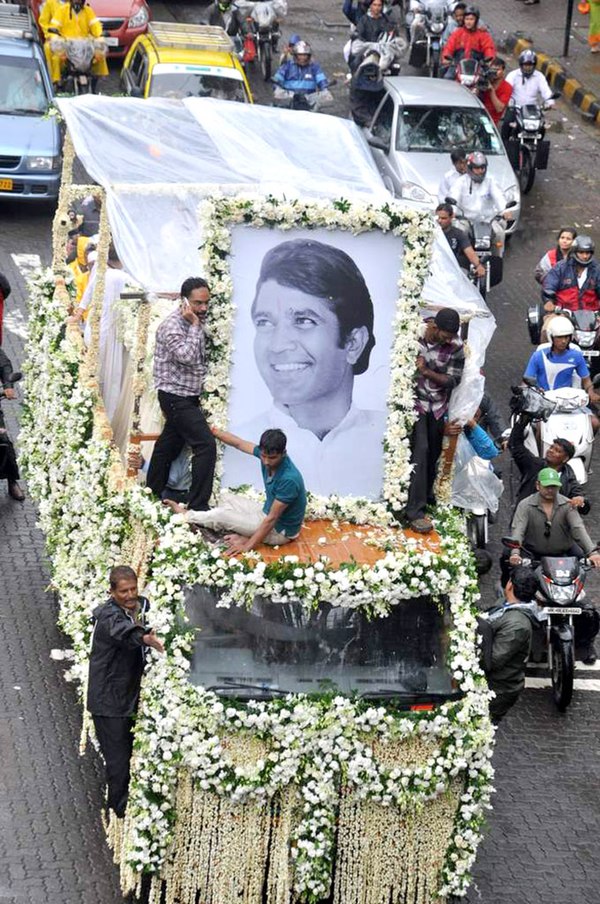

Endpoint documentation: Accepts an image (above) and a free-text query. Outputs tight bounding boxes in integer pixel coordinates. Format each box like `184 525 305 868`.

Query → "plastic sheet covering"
451 434 504 514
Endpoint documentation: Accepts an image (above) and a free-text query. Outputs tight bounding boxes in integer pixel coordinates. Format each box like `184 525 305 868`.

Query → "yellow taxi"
120 22 253 102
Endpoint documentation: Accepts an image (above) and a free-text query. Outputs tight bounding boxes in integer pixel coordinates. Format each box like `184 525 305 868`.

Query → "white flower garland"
20 196 495 903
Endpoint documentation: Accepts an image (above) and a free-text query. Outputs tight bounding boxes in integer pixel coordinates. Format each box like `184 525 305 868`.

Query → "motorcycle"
504 98 557 195
446 198 516 299
350 32 407 77
238 0 287 80
49 36 107 95
510 377 599 485
527 306 600 379
407 0 447 77
502 537 600 711
272 79 336 112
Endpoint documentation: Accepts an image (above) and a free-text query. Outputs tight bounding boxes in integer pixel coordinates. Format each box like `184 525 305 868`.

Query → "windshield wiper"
2 107 46 115
207 681 289 698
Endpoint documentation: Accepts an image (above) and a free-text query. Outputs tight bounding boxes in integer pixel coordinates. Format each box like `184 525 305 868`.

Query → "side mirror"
505 200 518 209
522 376 538 388
445 196 457 205
130 85 144 98
551 91 561 100
366 130 390 152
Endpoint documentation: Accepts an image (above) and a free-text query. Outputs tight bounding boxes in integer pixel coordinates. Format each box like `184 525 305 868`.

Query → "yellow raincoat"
48 3 108 83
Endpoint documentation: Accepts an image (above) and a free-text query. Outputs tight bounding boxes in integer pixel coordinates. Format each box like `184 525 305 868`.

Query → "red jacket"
543 257 600 311
443 26 497 63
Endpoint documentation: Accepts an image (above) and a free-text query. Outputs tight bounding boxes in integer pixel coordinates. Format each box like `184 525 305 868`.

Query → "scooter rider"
524 316 595 394
543 235 600 314
450 151 513 257
442 5 496 77
272 41 331 106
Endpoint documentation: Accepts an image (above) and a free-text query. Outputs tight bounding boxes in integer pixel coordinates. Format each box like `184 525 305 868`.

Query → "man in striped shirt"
147 277 217 511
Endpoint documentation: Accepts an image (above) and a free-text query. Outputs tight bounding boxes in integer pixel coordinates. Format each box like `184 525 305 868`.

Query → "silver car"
364 76 521 232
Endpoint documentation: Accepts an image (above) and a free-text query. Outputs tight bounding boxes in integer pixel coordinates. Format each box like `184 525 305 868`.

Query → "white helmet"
547 316 574 340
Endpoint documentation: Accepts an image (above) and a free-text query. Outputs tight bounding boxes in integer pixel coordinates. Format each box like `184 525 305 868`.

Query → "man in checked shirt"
147 277 217 511
405 308 465 533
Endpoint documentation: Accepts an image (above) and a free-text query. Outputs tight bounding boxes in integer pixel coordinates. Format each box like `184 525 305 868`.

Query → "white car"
364 76 521 232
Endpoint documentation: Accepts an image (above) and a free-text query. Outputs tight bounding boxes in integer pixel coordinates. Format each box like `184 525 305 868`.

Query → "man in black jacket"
479 567 541 723
87 565 164 818
0 347 24 501
508 414 589 513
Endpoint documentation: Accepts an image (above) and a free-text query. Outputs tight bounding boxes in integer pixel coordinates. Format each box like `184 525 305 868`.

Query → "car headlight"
401 182 432 204
128 6 149 28
26 156 60 171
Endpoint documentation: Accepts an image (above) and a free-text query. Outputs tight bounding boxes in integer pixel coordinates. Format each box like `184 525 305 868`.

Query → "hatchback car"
364 76 521 232
121 22 253 102
30 0 150 58
0 5 61 201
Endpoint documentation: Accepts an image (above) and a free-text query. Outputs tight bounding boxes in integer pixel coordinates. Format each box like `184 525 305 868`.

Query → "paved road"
0 2 599 902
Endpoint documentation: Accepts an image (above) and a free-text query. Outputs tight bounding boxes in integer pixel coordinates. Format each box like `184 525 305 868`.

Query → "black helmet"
466 150 487 182
463 5 480 20
519 49 537 77
571 234 595 266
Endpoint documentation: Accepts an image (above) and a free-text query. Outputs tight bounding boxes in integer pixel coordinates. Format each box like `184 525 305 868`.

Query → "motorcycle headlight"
26 156 60 171
430 21 444 32
401 182 433 204
128 6 149 28
522 118 541 131
546 584 577 604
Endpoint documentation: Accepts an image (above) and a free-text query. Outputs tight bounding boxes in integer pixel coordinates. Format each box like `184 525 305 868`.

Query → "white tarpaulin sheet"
57 94 495 412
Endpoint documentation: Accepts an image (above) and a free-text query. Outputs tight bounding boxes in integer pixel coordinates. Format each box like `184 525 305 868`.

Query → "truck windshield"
150 72 247 102
0 57 49 115
184 587 458 702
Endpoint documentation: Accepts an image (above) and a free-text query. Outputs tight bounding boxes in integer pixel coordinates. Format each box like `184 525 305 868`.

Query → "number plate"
0 178 13 191
583 350 600 357
103 36 119 46
542 606 582 615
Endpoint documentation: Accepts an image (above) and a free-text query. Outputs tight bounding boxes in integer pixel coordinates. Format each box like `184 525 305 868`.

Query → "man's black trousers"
92 715 134 818
0 408 19 483
405 411 445 522
147 391 216 511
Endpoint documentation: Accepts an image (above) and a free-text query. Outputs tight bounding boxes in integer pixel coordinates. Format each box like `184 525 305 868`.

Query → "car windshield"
397 105 502 154
184 587 458 703
0 57 49 115
150 72 247 102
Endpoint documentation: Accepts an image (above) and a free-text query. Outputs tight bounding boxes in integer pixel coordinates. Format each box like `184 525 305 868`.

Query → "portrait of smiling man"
223 237 390 498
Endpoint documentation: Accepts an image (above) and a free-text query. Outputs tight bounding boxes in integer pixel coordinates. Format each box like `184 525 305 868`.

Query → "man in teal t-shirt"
164 427 306 556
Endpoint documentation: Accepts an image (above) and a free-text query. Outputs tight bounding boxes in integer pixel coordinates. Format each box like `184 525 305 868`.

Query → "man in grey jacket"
87 566 164 818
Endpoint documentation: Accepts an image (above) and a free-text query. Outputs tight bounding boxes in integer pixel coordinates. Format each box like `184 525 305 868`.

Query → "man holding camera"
480 57 512 125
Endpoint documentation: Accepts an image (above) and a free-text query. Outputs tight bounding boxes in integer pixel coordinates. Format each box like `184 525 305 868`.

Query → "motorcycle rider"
479 57 512 125
272 41 331 107
354 0 395 44
502 49 554 140
543 235 600 314
437 146 467 202
48 0 108 88
38 0 68 72
436 203 486 278
441 5 496 77
506 468 600 663
450 151 513 258
408 0 448 48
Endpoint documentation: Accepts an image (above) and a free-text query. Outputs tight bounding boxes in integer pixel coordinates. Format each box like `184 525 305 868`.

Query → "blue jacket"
273 60 329 93
464 423 499 460
543 257 600 311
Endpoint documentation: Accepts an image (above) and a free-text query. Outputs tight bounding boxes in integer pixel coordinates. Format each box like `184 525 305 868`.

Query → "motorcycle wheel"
430 47 440 78
518 145 536 195
551 633 574 712
260 40 272 81
467 513 487 549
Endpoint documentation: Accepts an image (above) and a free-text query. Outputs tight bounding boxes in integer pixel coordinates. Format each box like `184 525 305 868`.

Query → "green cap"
537 467 562 487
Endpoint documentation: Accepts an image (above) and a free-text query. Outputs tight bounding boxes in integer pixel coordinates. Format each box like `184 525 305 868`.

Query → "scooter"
502 537 599 711
510 376 599 485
